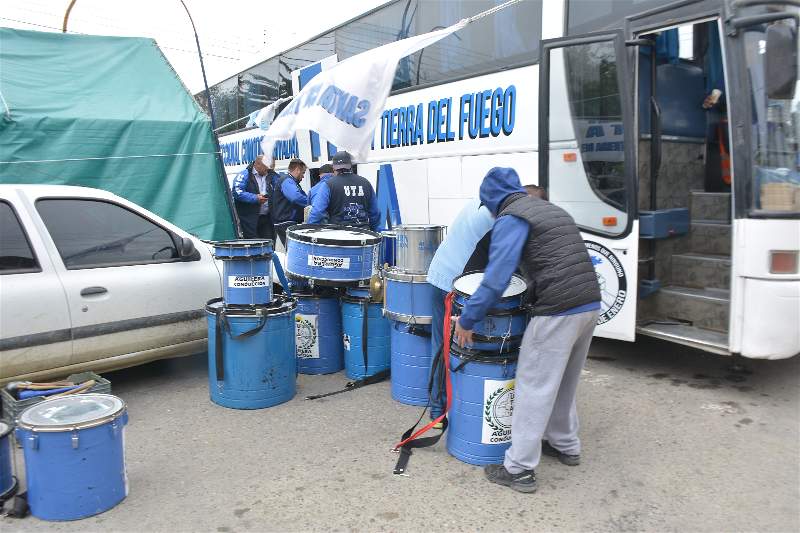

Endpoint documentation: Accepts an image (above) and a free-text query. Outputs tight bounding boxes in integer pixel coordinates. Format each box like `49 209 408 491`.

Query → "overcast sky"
1 0 386 93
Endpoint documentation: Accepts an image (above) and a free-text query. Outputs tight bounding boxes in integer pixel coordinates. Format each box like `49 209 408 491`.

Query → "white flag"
246 96 293 130
261 20 467 164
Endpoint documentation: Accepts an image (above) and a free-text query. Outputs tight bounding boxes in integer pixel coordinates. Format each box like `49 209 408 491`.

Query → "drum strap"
391 291 456 476
406 324 432 338
214 308 269 382
361 298 369 378
271 254 292 297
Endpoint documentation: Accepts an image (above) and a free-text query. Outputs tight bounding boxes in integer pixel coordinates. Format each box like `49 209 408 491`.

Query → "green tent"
0 28 236 240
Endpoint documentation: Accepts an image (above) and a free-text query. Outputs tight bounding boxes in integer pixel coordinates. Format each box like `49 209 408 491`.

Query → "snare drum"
383 268 434 324
394 225 445 273
213 239 273 306
16 394 129 521
452 272 528 352
286 224 382 286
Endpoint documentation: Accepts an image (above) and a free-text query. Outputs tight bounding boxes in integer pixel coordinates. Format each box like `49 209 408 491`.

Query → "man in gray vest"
454 167 601 494
307 151 380 230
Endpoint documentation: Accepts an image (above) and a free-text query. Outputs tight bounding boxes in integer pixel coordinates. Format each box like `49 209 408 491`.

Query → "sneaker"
484 464 538 493
542 440 580 466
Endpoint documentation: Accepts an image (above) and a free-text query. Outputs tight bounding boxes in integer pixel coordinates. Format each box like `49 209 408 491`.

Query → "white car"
0 185 223 383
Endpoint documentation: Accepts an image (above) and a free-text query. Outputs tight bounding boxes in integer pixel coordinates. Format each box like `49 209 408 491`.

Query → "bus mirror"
765 22 798 100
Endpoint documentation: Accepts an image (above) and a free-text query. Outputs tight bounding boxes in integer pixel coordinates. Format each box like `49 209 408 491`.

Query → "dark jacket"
271 174 306 224
232 165 261 236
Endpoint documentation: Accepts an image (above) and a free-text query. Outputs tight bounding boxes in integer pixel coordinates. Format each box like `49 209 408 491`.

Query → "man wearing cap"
453 167 601 494
307 151 380 230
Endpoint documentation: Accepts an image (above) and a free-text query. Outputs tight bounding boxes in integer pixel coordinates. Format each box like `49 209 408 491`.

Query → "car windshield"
743 17 800 216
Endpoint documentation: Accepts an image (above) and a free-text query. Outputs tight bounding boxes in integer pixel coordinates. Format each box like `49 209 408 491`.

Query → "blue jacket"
308 173 381 230
271 173 308 224
426 199 494 292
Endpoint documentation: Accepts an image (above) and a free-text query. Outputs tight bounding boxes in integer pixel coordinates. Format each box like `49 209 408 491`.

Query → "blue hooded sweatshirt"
458 168 530 330
458 167 600 330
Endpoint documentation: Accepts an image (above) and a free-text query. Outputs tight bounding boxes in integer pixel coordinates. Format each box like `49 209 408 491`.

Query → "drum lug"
71 432 79 449
28 434 39 451
110 420 120 439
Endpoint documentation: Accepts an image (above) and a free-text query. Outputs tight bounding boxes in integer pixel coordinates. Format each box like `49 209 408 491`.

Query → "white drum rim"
17 393 127 432
394 224 446 231
287 223 382 245
453 272 527 299
382 309 433 324
384 268 429 282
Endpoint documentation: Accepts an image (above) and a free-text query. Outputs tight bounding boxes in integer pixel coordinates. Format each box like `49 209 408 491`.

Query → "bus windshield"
743 20 800 216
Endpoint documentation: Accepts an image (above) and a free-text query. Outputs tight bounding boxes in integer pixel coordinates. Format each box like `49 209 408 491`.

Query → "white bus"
202 0 800 360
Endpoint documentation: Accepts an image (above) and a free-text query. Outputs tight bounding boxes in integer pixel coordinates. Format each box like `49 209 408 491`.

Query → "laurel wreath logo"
484 387 505 432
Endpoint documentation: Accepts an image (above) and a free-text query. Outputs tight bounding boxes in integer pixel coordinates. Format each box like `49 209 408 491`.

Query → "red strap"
393 291 455 450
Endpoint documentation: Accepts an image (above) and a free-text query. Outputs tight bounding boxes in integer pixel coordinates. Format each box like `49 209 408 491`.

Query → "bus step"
689 221 732 256
690 191 731 223
637 322 729 355
671 253 731 291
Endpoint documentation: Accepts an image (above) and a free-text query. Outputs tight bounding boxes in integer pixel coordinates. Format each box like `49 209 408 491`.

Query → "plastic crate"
1 371 111 424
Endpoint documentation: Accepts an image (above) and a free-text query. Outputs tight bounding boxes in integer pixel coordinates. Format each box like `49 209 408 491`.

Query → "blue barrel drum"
295 292 343 375
389 322 433 405
213 239 273 306
447 346 518 465
15 394 129 521
206 297 297 409
286 225 382 287
0 421 17 503
383 269 434 324
341 288 390 379
452 272 528 352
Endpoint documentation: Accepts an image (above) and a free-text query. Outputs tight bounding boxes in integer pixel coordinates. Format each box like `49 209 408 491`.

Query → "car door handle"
80 286 108 297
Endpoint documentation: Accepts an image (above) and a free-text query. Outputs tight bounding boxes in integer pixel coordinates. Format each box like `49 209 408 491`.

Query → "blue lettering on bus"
502 85 516 135
479 89 492 138
426 100 437 144
490 88 503 137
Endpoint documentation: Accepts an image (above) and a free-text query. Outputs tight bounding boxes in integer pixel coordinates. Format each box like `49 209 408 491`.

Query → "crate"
761 183 800 211
1 371 111 424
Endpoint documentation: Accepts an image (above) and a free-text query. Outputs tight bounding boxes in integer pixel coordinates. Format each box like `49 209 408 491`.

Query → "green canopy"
0 28 236 240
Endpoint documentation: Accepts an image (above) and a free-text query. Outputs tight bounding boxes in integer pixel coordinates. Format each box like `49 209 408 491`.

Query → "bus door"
539 31 638 341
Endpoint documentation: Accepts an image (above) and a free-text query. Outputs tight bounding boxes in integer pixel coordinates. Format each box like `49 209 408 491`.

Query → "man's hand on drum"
453 318 473 348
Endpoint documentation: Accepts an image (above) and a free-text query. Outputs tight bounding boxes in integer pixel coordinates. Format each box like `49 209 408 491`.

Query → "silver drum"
394 225 445 273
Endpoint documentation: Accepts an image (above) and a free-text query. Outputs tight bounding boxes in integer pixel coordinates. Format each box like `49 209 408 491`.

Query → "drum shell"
383 270 434 324
206 300 297 409
286 239 379 285
15 410 129 521
222 257 273 306
295 295 343 375
0 422 15 500
390 322 433 406
394 225 444 273
452 302 528 352
341 297 390 380
447 349 517 466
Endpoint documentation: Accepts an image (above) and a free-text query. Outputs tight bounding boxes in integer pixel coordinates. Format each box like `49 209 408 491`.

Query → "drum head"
453 272 526 299
18 394 124 430
287 224 382 246
214 239 273 249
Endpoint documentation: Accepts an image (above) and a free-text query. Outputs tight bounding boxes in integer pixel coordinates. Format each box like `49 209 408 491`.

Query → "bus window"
567 0 664 35
547 40 629 235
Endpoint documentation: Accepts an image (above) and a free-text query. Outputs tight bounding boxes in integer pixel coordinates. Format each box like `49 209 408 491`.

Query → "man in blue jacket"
307 151 380 230
231 155 275 240
453 167 601 494
271 158 308 246
307 164 335 223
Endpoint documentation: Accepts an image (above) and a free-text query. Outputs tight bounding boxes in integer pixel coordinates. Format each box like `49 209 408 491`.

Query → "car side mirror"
178 237 200 260
766 22 798 100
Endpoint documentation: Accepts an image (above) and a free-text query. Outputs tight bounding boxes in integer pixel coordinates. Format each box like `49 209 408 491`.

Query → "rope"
0 152 219 165
465 0 522 24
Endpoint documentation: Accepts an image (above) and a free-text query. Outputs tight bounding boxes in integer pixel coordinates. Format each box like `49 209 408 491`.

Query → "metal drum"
15 394 129 521
452 272 528 352
389 322 433 406
383 268 434 324
394 225 445 273
341 289 390 380
295 293 343 375
286 224 382 286
213 239 273 306
206 297 297 409
0 421 17 503
380 231 397 268
447 346 518 466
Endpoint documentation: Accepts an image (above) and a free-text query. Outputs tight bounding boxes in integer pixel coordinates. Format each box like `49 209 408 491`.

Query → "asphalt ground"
5 336 799 532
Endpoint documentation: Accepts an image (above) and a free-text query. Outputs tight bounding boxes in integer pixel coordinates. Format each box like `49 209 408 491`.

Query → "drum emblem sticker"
584 240 627 324
295 314 319 359
228 275 267 288
482 379 515 444
308 255 350 269
342 333 351 351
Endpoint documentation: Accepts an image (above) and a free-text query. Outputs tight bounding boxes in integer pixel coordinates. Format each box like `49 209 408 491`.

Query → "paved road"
6 337 799 532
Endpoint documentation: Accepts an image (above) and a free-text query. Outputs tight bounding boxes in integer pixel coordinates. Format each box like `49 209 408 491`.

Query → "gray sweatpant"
504 310 599 474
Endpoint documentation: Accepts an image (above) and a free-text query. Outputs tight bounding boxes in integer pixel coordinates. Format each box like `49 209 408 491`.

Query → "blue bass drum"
295 293 343 375
206 297 297 409
213 239 273 306
0 421 17 502
447 346 518 466
341 293 390 380
286 225 382 287
15 394 129 521
390 322 433 406
383 268 434 324
452 272 528 352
